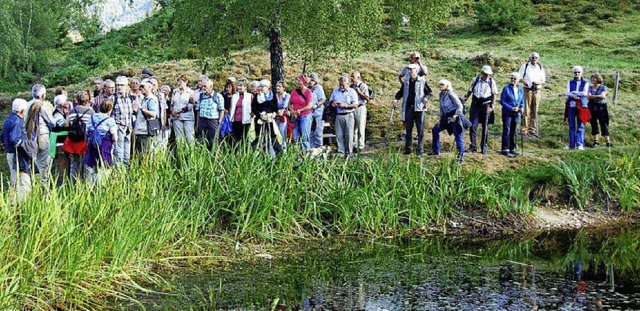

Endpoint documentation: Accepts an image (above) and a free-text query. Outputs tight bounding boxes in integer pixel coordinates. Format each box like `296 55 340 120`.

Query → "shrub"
474 0 534 35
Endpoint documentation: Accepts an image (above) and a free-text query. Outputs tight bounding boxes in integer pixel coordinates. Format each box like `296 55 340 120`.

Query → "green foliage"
474 0 533 35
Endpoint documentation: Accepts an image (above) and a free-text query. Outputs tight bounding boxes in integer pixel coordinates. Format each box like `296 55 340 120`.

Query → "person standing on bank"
350 70 370 152
134 79 160 153
392 64 432 155
587 73 612 147
329 76 359 157
518 52 546 138
430 79 466 164
2 98 34 202
565 66 589 150
308 73 326 149
398 51 429 140
289 75 314 152
229 78 253 145
171 75 196 145
112 76 134 166
26 84 55 184
195 79 225 149
461 65 498 154
499 72 525 158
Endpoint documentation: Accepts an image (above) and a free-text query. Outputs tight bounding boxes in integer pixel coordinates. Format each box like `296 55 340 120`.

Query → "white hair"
438 79 452 91
250 80 260 89
205 79 214 87
259 79 271 88
115 76 129 85
160 85 171 93
32 84 46 99
53 94 67 107
573 65 583 73
309 73 319 82
237 78 248 87
12 98 28 112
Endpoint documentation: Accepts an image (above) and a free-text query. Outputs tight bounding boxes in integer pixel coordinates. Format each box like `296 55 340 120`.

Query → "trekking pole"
521 107 525 156
385 107 396 147
482 106 490 159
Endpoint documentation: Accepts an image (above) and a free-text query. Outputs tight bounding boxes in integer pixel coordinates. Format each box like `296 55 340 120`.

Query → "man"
112 76 134 166
134 79 160 153
518 51 546 138
92 79 115 113
141 68 154 80
392 64 432 155
26 84 55 184
196 79 225 149
130 76 143 110
398 51 428 140
150 77 167 146
462 65 498 154
2 98 34 202
329 76 358 157
93 77 104 98
350 70 370 152
308 73 327 148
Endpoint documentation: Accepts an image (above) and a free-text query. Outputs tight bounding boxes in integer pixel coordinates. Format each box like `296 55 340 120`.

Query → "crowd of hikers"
2 51 614 201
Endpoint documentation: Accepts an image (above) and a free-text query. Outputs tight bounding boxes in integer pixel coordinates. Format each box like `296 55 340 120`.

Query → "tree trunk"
269 27 284 84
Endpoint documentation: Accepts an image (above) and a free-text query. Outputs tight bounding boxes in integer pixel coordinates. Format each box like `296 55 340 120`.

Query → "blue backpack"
87 116 108 148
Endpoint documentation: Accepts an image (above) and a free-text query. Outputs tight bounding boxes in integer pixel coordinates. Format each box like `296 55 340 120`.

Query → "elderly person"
171 75 196 145
141 68 154 80
392 64 432 155
159 84 172 144
26 84 55 184
462 65 498 154
350 70 370 152
274 81 290 149
565 66 589 150
52 93 71 129
588 73 612 147
289 75 314 152
398 51 428 84
518 52 546 137
499 72 525 158
84 100 118 186
329 76 358 157
195 78 224 148
252 79 281 156
112 76 134 165
430 79 466 164
2 98 33 201
93 77 104 98
134 79 160 153
229 78 253 144
308 73 326 148
62 91 94 183
92 79 114 112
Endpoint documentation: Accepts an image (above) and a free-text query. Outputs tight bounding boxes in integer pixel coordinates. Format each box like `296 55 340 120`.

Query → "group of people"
393 51 613 162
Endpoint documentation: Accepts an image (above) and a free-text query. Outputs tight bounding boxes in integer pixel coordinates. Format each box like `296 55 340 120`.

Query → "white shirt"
518 62 546 88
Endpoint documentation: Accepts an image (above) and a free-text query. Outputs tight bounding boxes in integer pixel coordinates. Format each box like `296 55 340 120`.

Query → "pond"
119 227 640 310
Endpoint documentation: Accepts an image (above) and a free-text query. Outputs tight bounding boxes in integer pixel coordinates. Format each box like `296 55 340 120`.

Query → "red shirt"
289 88 312 117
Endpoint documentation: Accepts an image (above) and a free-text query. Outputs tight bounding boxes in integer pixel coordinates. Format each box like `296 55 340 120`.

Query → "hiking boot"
458 153 464 164
530 132 540 139
403 149 412 155
606 141 614 147
501 151 513 158
467 147 477 153
509 150 520 156
592 142 600 148
427 152 440 156
481 148 487 155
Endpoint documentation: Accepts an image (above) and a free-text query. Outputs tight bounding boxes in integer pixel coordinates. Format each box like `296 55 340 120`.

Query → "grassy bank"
1 144 639 308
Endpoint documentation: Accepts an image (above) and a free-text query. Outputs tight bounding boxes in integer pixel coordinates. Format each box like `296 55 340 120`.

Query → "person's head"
204 79 214 93
437 79 452 92
93 77 104 92
338 76 349 89
529 52 540 65
100 99 114 114
149 77 159 92
131 76 141 91
176 75 189 90
259 79 271 93
160 85 171 96
237 78 248 93
141 68 154 80
296 75 308 90
198 74 209 89
224 80 236 95
55 86 66 96
308 73 320 87
103 79 115 96
32 84 46 100
76 91 91 106
139 79 153 96
12 98 28 116
590 73 603 85
115 76 129 94
275 80 287 94
350 70 361 84
509 72 519 85
408 64 420 79
227 76 236 84
573 66 583 79
480 65 493 78
250 80 260 94
409 51 421 64
53 94 69 110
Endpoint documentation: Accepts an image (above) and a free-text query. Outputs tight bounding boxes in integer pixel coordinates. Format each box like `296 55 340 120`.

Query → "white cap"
509 72 520 79
140 79 153 88
115 76 129 85
529 52 540 59
481 65 493 75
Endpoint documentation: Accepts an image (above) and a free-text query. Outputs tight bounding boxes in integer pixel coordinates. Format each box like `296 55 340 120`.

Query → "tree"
169 0 464 83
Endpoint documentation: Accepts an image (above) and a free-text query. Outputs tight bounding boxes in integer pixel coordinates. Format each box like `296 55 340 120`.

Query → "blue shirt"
311 85 326 117
329 87 358 114
2 113 24 154
196 91 225 119
88 113 117 138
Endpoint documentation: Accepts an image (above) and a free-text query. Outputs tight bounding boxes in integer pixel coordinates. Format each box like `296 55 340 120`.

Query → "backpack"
87 116 108 149
368 87 375 100
68 108 89 142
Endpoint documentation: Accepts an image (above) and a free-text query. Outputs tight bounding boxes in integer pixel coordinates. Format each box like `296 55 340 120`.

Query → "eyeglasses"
510 77 518 80
574 71 582 74
116 84 126 86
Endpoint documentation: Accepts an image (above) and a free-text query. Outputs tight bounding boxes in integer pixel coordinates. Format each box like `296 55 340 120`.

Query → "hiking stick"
482 106 490 159
521 109 524 156
385 107 396 147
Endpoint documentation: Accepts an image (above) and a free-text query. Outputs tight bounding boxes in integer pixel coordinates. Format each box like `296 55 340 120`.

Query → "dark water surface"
122 227 640 310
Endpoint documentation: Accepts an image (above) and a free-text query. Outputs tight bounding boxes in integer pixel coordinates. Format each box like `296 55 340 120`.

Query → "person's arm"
462 78 475 102
142 98 158 119
416 59 428 76
518 64 528 87
500 87 514 111
588 86 607 100
109 123 118 142
317 86 326 107
566 81 575 98
356 83 370 101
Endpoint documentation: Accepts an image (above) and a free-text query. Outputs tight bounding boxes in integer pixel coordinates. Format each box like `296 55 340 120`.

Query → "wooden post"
613 71 620 105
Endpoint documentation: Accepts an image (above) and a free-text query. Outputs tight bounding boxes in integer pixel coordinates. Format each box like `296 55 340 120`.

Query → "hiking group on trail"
2 51 614 201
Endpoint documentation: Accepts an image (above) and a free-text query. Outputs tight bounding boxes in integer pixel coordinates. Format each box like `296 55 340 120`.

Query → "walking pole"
482 105 490 158
521 106 525 156
385 106 396 147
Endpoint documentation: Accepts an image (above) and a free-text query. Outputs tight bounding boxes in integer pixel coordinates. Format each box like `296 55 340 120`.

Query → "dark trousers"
469 100 490 151
198 118 219 148
432 121 464 155
589 106 610 136
404 110 425 154
231 121 250 146
501 111 519 152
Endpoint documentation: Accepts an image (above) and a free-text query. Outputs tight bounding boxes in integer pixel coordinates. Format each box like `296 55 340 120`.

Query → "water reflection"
124 227 640 310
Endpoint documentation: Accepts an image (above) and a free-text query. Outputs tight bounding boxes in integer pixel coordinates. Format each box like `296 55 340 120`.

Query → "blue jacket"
499 85 525 113
2 112 35 173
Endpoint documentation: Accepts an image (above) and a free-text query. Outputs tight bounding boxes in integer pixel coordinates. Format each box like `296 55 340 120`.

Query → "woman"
160 84 172 144
274 81 290 150
252 79 281 156
565 66 589 150
288 75 314 152
499 72 525 157
62 91 95 184
171 75 196 145
84 99 117 186
429 79 466 163
229 78 253 145
222 80 237 111
588 73 612 147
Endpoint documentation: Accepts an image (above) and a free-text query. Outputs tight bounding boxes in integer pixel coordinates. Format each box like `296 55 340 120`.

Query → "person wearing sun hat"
461 65 498 154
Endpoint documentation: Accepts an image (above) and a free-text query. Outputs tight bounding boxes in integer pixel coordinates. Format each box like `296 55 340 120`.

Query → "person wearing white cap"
565 65 589 150
2 98 33 201
392 64 432 155
398 51 429 140
461 65 498 154
134 79 160 153
518 51 546 137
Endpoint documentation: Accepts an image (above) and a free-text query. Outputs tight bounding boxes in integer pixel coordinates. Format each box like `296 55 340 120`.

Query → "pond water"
122 227 640 310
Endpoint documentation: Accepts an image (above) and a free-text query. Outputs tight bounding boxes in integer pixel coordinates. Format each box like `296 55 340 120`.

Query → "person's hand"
392 99 398 109
449 116 457 123
512 107 519 112
486 106 493 113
